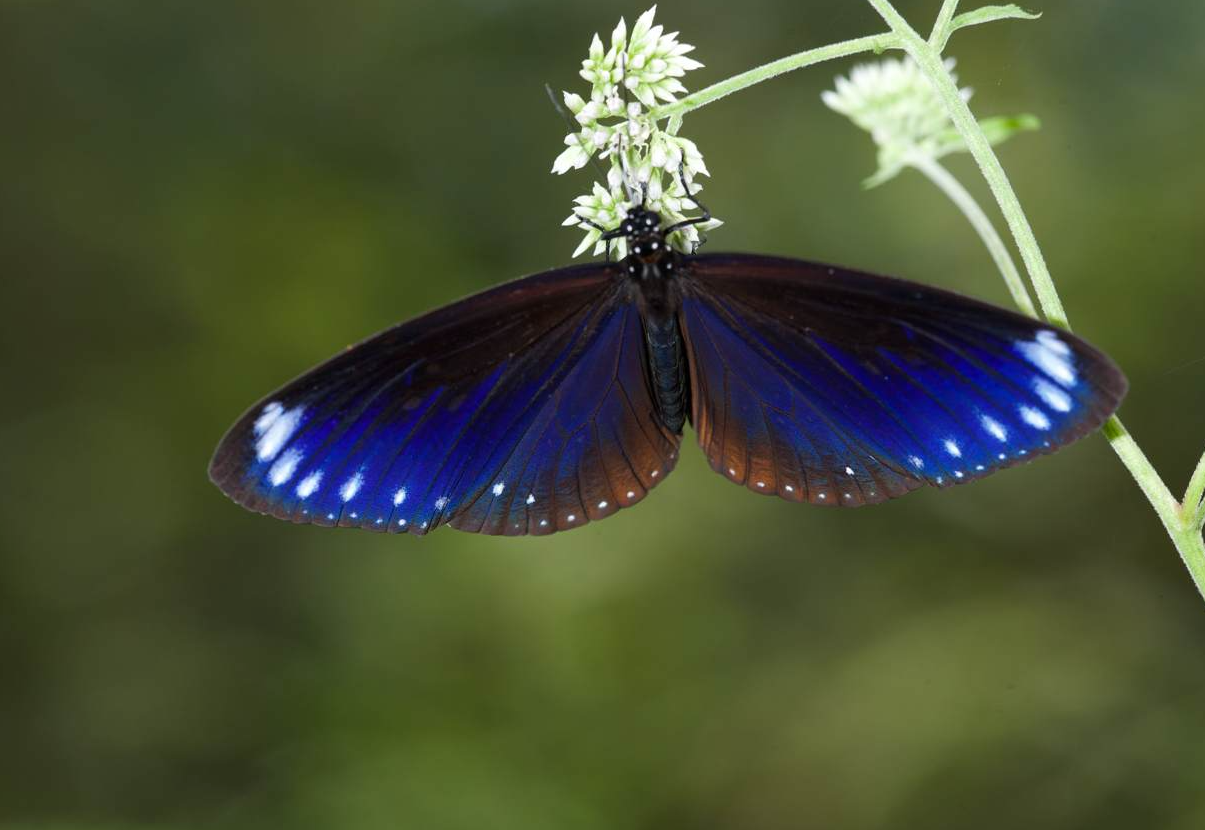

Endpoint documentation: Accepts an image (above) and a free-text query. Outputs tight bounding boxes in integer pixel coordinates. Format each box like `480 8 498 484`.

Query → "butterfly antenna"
545 83 611 185
614 54 642 209
547 83 620 260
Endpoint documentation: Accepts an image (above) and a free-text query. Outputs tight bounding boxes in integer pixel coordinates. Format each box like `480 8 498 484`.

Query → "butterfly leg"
575 214 616 261
663 164 712 252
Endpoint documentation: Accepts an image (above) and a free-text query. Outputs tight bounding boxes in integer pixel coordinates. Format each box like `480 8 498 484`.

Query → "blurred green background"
4 1 1205 828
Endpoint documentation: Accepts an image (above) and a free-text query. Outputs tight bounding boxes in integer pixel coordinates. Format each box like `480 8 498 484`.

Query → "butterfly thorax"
619 208 688 435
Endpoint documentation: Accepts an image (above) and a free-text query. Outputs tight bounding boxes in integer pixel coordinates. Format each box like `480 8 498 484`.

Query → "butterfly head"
619 208 676 281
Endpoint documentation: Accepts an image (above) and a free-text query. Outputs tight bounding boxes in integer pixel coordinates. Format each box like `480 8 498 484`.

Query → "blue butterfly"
210 206 1126 535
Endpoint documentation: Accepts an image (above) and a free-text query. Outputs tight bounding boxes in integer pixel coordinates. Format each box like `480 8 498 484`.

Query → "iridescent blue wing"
678 254 1127 506
209 264 680 535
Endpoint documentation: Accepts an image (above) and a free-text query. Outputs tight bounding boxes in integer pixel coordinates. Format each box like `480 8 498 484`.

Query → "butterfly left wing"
209 264 680 535
678 253 1127 506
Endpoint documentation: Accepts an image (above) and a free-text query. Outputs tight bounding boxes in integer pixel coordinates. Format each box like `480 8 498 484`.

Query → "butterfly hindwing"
209 264 680 535
678 254 1127 505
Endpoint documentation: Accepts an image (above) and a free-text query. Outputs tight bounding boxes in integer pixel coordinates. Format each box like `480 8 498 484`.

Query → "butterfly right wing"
209 264 680 535
678 253 1126 506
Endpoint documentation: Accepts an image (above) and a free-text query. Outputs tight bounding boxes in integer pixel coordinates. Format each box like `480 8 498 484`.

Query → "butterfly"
209 204 1127 536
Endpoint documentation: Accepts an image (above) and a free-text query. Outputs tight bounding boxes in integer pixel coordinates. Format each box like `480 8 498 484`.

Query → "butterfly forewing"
678 254 1126 505
209 264 680 535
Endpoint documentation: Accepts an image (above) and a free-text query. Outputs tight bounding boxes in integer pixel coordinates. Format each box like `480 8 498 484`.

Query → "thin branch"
649 32 899 121
908 153 1036 317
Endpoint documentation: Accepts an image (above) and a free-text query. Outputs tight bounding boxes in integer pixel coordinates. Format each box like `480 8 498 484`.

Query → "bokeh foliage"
3 1 1205 828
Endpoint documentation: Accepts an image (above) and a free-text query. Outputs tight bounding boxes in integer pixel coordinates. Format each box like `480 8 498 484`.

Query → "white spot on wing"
844 466 855 476
567 514 576 522
393 487 407 506
1037 329 1071 356
254 402 283 436
981 415 1008 442
1020 405 1051 430
626 490 635 499
944 439 962 458
1033 378 1072 412
526 493 536 505
435 496 449 510
269 449 303 486
1016 332 1077 387
598 500 608 509
255 405 304 461
296 471 322 499
908 455 925 470
492 481 506 497
340 472 363 502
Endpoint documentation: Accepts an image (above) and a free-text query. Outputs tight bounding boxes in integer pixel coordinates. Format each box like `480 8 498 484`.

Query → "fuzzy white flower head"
553 6 722 258
823 56 1038 187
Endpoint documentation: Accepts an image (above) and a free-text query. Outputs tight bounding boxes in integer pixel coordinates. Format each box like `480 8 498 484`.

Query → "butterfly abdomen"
642 312 689 434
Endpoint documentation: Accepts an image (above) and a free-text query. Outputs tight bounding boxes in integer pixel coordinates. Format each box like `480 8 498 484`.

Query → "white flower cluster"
822 57 973 187
552 6 722 258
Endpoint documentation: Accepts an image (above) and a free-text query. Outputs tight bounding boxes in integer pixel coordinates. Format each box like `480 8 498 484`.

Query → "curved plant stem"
650 32 898 121
864 0 1069 329
908 153 1036 317
863 0 1205 598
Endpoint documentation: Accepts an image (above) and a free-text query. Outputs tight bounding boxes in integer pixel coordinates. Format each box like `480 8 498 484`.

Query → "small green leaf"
951 4 1040 31
930 113 1039 159
978 113 1041 146
862 162 905 190
937 5 1041 51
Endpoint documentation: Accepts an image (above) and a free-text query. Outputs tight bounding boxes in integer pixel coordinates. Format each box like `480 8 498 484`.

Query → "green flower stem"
908 152 1036 317
863 0 1205 596
649 32 899 121
864 0 1069 329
